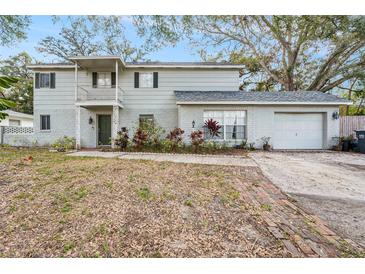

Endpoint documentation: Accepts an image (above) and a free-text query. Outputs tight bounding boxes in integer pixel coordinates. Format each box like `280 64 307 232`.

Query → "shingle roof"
126 61 240 66
174 90 351 104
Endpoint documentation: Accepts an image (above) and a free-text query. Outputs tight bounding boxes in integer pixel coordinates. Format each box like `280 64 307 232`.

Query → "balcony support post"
111 105 119 149
74 61 78 101
115 60 119 103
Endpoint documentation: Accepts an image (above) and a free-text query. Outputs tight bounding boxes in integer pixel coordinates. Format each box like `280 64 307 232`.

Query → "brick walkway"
235 168 364 257
68 150 364 257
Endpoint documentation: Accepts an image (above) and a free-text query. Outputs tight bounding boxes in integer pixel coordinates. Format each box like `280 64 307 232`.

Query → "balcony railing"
76 85 124 104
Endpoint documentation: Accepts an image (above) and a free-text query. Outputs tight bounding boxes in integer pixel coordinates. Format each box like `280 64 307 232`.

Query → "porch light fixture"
332 111 339 120
192 120 195 128
89 117 94 125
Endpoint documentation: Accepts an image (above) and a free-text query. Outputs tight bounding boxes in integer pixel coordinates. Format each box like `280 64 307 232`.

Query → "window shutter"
111 72 116 88
134 72 139 88
50 73 56 89
47 115 51 130
153 72 158 88
35 73 40 89
92 72 97 88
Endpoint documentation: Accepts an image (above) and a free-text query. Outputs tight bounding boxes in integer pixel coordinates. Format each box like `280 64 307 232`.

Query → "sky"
0 16 199 62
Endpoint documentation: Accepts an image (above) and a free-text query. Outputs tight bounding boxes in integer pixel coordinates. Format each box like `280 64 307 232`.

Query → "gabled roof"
174 90 352 105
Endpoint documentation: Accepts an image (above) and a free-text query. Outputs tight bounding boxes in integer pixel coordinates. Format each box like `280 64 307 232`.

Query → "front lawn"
0 148 362 257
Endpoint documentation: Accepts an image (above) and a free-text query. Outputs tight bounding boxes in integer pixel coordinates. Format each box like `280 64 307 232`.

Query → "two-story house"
27 55 350 150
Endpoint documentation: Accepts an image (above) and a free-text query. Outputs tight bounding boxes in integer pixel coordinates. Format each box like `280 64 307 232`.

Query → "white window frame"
97 72 111 87
203 110 247 141
139 73 154 88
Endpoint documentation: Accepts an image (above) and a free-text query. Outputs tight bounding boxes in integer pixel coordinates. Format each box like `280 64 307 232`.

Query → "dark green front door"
98 115 111 145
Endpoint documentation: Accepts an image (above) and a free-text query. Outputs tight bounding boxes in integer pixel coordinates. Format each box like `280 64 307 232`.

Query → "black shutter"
153 72 158 88
134 72 139 88
92 72 97 88
50 73 56 89
47 115 51 130
35 73 40 89
111 72 116 88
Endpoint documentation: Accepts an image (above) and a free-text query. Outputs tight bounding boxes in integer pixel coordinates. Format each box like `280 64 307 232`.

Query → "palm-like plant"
204 118 222 138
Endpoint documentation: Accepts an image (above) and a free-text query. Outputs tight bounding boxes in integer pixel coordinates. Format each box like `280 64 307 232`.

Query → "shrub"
166 127 184 152
51 136 76 152
132 128 148 150
139 119 165 147
261 136 271 151
204 118 222 138
114 128 129 151
190 130 204 153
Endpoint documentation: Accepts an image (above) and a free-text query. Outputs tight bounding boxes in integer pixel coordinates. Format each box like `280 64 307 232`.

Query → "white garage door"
273 113 324 149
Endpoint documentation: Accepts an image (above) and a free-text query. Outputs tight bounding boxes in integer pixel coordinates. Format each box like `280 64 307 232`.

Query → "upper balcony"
70 56 125 108
76 84 124 107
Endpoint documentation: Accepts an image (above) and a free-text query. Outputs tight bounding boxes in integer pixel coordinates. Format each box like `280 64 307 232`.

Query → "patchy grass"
0 148 362 258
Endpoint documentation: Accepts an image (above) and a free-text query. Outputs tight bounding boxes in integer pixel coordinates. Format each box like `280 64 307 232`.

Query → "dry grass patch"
0 148 361 257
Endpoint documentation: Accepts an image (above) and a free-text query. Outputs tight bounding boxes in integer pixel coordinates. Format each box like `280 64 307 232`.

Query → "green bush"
139 119 165 147
51 136 76 152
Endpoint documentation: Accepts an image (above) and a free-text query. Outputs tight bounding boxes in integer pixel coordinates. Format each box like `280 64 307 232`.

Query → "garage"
273 113 324 149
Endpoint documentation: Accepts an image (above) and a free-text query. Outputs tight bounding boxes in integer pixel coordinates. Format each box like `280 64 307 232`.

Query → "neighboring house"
0 110 33 127
26 55 351 150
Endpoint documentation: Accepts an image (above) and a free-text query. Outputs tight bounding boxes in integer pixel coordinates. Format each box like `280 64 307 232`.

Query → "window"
139 114 154 126
134 72 158 88
35 73 55 89
40 115 50 130
9 119 21 126
203 111 246 141
140 73 153 88
97 72 111 87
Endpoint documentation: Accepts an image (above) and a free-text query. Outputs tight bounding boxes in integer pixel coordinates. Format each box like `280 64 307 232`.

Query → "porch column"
75 105 81 149
111 105 120 149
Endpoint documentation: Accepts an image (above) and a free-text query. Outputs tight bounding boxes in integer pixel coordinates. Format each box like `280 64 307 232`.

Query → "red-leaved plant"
132 128 147 150
190 130 204 153
204 118 222 138
167 127 185 152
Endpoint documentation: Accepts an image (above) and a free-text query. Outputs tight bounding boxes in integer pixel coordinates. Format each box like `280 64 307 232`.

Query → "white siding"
32 67 239 147
178 104 340 149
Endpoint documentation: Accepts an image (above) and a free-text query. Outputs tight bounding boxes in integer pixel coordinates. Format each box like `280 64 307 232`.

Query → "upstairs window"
35 73 56 89
134 72 158 88
40 115 50 131
92 72 115 88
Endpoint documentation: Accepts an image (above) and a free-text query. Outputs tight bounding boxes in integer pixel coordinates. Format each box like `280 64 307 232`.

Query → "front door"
98 115 111 145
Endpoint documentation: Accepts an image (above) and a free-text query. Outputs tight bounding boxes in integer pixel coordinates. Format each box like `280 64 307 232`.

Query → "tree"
134 16 365 92
0 52 34 114
0 76 17 121
37 16 147 61
0 16 31 47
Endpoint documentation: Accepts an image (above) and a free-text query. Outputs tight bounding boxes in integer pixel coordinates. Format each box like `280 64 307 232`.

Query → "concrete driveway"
250 151 365 247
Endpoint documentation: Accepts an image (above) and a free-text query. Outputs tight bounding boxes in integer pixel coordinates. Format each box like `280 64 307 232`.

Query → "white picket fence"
340 116 365 138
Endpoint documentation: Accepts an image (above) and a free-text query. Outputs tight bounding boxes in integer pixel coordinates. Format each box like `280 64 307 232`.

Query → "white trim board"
176 101 352 106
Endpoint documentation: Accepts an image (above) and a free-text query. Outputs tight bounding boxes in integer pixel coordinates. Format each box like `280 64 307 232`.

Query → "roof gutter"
176 101 352 106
